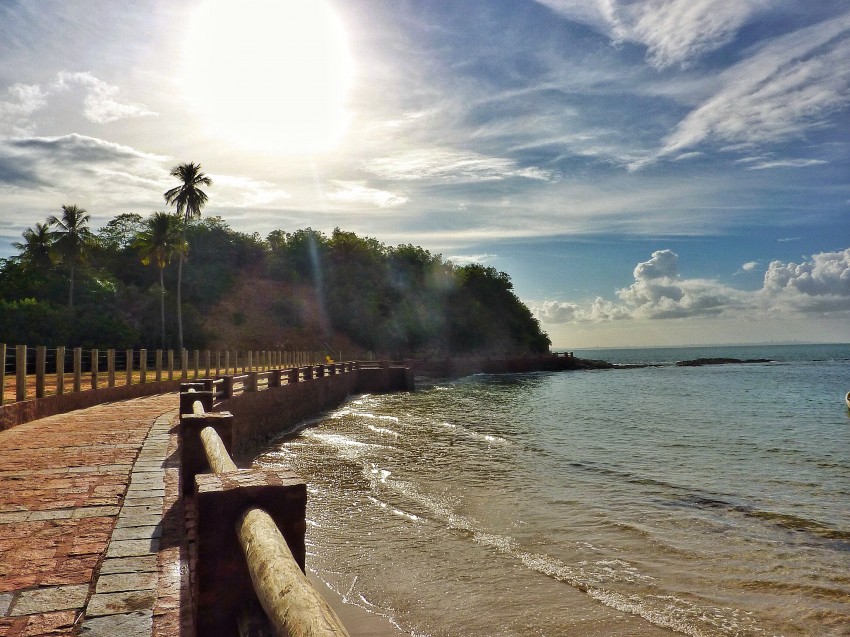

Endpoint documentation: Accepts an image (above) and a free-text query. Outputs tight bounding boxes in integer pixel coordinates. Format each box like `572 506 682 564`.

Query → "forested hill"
1 214 550 356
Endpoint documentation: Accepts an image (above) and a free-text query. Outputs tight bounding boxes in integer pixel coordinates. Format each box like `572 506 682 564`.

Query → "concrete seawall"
207 363 413 461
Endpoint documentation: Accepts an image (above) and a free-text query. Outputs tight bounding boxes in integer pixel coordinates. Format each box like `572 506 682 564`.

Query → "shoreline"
307 571 405 636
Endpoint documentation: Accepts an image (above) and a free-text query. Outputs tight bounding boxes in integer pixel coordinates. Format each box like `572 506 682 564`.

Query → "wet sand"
308 571 405 636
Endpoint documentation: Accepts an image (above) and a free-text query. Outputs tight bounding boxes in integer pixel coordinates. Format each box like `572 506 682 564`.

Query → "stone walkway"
0 394 184 637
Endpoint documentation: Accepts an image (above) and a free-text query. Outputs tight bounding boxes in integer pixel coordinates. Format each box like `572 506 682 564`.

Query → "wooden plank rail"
184 386 350 637
237 507 349 637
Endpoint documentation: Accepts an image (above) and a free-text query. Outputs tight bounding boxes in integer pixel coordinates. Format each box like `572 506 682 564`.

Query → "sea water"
254 344 850 636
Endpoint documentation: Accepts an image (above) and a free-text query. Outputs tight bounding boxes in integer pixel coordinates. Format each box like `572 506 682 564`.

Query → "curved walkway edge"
0 394 183 637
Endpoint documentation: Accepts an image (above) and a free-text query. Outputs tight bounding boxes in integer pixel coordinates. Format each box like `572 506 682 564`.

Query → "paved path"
0 394 186 637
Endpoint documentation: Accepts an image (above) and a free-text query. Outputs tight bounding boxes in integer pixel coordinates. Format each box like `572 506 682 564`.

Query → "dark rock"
675 357 771 367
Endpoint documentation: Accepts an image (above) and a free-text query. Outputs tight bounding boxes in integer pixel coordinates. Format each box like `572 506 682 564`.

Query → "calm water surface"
255 344 850 636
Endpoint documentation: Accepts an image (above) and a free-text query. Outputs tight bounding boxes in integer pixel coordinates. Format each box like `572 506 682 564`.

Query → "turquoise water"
256 344 850 636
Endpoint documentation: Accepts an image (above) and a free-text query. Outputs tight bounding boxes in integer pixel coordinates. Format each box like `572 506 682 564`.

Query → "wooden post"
156 350 163 382
107 349 116 388
194 349 200 379
90 349 99 390
140 349 147 383
125 349 133 386
0 343 5 405
222 375 234 399
247 350 253 372
73 348 82 392
55 345 65 396
245 371 258 392
269 369 282 388
204 350 211 378
234 351 239 373
35 346 46 398
15 345 26 402
168 349 175 380
181 349 188 380
224 351 230 376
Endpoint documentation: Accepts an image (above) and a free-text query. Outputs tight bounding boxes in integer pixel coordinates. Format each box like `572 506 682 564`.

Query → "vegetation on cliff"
1 213 550 356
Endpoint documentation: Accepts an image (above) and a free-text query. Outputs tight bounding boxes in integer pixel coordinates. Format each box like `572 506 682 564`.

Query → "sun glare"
183 0 354 154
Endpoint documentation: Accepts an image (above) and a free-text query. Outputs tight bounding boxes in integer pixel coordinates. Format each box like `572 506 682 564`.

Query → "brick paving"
0 395 184 637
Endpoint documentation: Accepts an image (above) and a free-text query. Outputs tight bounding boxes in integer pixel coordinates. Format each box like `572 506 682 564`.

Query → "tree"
134 212 185 349
48 204 91 307
98 213 145 250
13 221 54 270
164 162 212 350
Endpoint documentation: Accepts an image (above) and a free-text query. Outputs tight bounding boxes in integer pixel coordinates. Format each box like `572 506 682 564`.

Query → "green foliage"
265 226 549 355
2 209 551 355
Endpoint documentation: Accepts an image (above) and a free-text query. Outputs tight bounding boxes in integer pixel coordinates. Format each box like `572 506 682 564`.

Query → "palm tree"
13 221 55 270
164 162 212 350
48 204 91 307
134 212 186 349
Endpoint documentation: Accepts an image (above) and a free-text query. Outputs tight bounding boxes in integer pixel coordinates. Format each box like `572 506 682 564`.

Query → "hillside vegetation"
1 214 550 356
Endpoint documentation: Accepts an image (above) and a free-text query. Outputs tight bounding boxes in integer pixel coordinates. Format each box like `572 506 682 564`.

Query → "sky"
0 0 848 348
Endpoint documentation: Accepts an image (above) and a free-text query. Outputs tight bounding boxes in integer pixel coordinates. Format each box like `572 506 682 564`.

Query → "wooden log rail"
0 345 331 405
180 387 349 637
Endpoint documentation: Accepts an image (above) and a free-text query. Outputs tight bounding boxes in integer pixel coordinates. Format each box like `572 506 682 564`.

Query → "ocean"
254 343 850 636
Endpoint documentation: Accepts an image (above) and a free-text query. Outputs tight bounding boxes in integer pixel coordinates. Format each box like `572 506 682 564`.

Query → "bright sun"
183 0 354 154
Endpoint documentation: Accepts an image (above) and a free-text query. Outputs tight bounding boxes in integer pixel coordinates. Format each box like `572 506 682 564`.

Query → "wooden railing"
0 344 328 405
181 385 350 637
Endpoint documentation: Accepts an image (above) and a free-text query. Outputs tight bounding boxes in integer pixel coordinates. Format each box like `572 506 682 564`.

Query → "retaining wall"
0 379 184 431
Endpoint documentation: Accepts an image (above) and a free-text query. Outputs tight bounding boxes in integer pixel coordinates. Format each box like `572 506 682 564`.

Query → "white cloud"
534 297 631 323
211 174 292 208
54 71 156 124
643 13 850 165
0 133 169 215
0 83 48 135
536 0 767 69
760 248 850 314
325 181 408 208
617 250 747 318
446 253 497 264
535 300 580 323
745 158 829 170
0 72 155 136
535 248 850 326
365 148 555 183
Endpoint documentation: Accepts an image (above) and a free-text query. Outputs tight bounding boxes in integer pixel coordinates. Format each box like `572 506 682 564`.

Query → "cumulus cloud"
325 181 408 208
0 72 155 135
0 83 48 135
365 148 555 183
534 248 850 326
536 0 766 69
534 297 631 323
54 71 156 124
616 250 748 318
760 249 850 313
